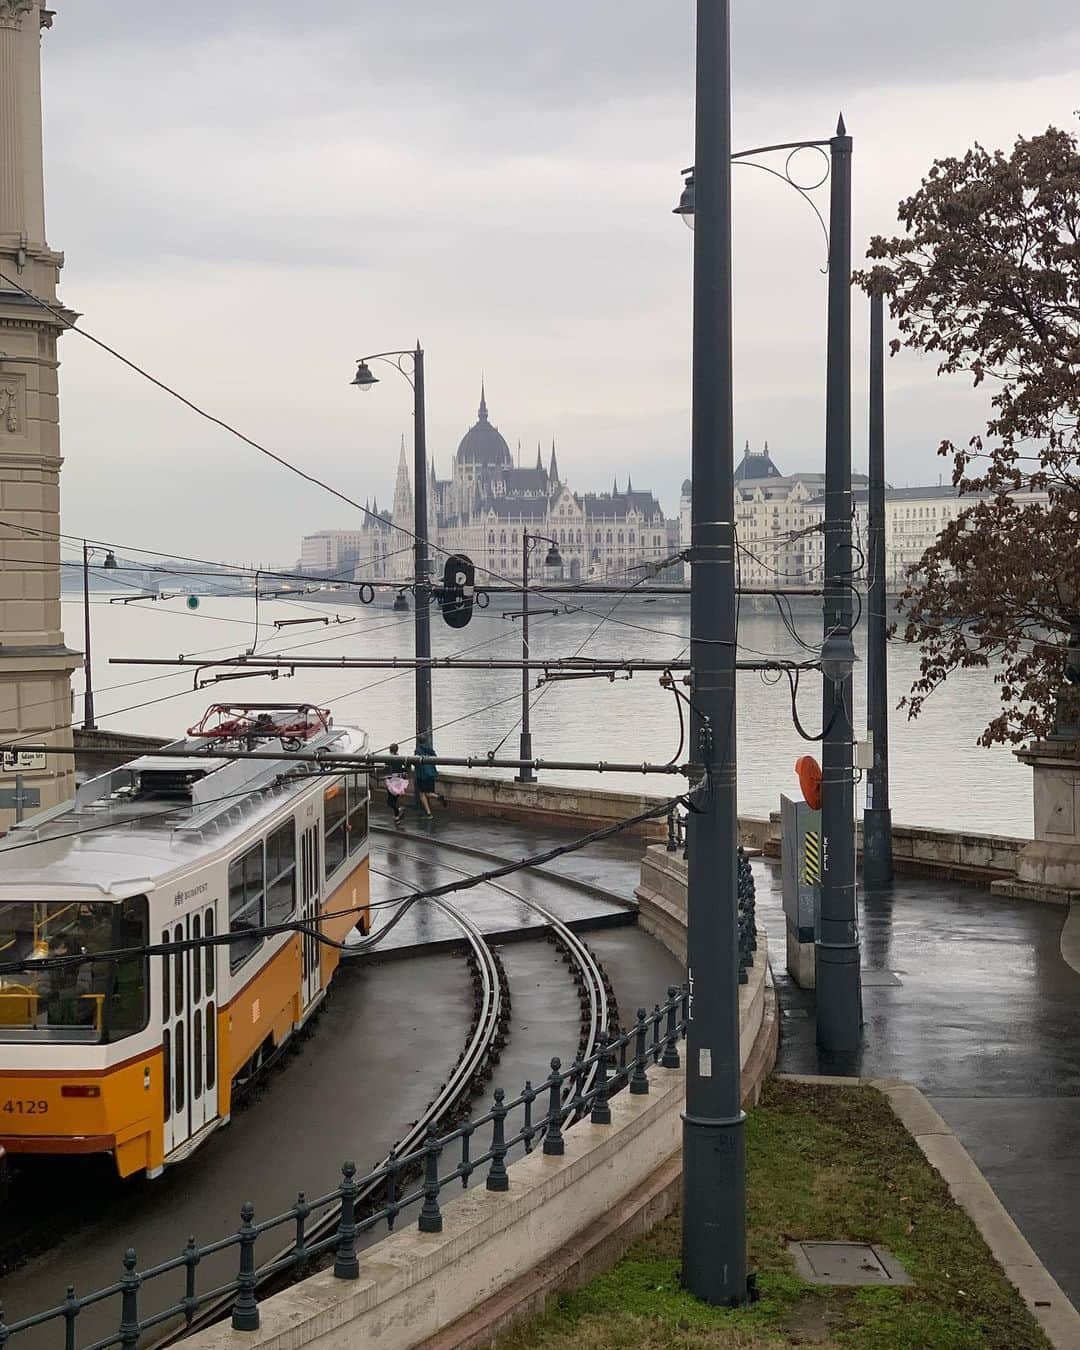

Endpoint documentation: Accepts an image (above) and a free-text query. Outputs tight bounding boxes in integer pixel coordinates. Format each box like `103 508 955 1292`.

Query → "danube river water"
62 592 1031 837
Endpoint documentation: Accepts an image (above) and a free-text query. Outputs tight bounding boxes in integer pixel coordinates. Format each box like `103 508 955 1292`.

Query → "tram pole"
412 343 433 751
863 292 893 886
680 0 747 1306
816 117 861 1055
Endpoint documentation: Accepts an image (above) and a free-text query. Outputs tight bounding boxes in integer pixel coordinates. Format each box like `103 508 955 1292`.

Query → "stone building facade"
303 389 674 586
0 1 78 827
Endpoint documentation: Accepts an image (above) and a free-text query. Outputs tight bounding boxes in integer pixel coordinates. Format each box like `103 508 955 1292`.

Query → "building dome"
456 384 512 467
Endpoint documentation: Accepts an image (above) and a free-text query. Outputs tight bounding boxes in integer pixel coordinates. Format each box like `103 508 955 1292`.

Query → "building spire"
612 475 618 495
627 474 633 493
478 379 489 422
536 440 543 472
549 439 560 485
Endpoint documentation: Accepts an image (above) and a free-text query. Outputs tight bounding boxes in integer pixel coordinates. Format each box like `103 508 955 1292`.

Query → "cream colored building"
681 445 1050 591
0 1 78 828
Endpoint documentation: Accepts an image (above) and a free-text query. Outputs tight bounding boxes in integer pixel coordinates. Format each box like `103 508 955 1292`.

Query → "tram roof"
0 722 368 898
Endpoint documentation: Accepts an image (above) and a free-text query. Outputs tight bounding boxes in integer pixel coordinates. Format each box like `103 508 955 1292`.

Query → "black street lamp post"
517 530 562 784
352 346 433 753
81 541 118 731
863 292 893 886
680 0 747 1307
816 120 861 1054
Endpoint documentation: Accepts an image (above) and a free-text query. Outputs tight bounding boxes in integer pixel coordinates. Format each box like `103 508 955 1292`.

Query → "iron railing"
0 989 693 1349
666 808 758 983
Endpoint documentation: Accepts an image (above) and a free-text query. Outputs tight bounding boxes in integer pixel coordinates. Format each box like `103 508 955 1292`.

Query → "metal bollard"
62 1287 78 1350
418 1132 444 1234
542 1057 565 1156
486 1088 510 1192
630 1008 650 1095
334 1161 360 1280
232 1205 260 1331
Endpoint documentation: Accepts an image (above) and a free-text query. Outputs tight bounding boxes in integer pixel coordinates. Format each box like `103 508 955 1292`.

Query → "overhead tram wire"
0 787 694 980
0 268 763 642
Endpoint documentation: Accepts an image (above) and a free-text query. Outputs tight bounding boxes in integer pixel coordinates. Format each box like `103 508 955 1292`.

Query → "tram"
0 704 370 1178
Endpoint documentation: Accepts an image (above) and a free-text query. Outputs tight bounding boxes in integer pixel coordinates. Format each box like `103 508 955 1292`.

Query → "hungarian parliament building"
300 394 1046 592
300 387 678 586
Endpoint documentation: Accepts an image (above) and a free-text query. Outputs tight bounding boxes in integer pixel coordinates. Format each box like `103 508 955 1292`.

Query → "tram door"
299 825 322 1009
162 903 219 1155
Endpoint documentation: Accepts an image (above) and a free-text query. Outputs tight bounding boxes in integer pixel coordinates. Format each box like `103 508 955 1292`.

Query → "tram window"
192 915 202 1002
162 929 170 1023
0 898 148 1044
204 909 215 996
323 782 347 877
174 923 183 1008
347 775 369 856
163 1028 171 1122
266 821 297 926
193 1010 203 1098
175 1019 185 1112
206 1001 216 1089
228 844 265 972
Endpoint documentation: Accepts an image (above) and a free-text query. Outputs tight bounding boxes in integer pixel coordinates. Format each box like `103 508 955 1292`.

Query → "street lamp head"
350 360 378 392
102 550 119 570
820 630 858 684
673 168 695 230
544 543 563 568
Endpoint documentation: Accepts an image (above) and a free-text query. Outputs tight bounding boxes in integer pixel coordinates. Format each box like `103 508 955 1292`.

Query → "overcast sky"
43 1 1080 564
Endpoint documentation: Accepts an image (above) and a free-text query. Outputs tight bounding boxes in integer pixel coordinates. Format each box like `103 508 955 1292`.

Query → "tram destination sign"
1 749 45 771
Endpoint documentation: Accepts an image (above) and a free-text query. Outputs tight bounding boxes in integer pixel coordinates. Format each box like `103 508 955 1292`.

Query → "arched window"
606 531 613 544
488 531 495 545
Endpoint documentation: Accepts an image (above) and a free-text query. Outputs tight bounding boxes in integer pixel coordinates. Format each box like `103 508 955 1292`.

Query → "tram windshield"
0 897 149 1043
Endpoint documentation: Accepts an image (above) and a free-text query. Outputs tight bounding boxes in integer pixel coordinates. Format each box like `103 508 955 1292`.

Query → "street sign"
2 750 45 771
0 787 40 810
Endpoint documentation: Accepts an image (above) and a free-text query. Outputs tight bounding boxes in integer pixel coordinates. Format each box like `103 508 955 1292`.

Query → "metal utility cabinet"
781 793 821 989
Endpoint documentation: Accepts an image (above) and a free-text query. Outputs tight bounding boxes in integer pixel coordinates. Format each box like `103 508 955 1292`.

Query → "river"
63 592 1030 838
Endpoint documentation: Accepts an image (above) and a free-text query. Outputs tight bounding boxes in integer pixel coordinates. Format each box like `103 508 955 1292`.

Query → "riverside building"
302 388 677 586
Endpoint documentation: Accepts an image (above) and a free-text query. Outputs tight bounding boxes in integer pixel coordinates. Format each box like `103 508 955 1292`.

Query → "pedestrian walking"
415 738 446 819
382 743 409 825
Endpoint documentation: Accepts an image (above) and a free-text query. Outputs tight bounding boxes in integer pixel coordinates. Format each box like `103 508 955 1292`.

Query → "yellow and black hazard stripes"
803 830 822 885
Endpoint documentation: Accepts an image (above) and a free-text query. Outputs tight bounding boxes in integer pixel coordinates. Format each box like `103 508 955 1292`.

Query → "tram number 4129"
2 1099 48 1115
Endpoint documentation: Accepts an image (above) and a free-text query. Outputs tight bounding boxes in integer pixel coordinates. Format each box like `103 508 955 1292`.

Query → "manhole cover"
789 1241 910 1287
861 970 902 987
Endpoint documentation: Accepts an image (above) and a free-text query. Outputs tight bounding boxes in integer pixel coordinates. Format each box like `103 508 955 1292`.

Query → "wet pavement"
755 860 1080 1308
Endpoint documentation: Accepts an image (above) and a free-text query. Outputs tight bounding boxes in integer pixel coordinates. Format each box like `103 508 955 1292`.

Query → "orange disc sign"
795 755 822 810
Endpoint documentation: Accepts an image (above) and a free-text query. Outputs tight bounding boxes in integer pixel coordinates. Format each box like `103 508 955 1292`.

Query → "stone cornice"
0 1 33 31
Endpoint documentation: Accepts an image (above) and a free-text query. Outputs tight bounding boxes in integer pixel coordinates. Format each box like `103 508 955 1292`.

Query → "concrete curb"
1060 901 1080 977
777 1073 1080 1349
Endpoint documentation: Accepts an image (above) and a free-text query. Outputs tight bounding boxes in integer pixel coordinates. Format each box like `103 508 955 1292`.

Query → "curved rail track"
371 846 619 1099
159 891 509 1344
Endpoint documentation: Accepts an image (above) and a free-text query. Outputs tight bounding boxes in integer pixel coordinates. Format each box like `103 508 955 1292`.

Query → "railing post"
590 1031 612 1125
118 1249 141 1350
418 1131 444 1234
652 1004 663 1061
521 1080 536 1151
293 1192 310 1264
666 806 678 852
182 1238 200 1325
334 1161 360 1280
0 1303 8 1350
542 1057 565 1156
63 1286 78 1350
661 987 682 1069
569 1056 585 1120
232 1204 260 1332
486 1087 510 1192
630 1008 650 1095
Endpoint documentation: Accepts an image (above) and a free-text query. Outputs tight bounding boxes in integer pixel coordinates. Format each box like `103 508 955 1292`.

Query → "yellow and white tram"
0 704 370 1178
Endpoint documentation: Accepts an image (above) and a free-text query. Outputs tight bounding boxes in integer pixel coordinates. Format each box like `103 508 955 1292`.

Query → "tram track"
153 890 509 1346
371 846 619 1099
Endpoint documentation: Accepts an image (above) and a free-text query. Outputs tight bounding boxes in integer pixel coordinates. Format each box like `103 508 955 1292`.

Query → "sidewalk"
753 862 1080 1309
